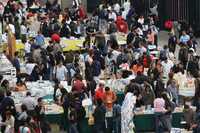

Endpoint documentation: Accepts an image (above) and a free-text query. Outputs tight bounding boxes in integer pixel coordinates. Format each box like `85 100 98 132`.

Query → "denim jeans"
94 122 106 133
69 123 79 133
113 117 121 133
155 112 165 133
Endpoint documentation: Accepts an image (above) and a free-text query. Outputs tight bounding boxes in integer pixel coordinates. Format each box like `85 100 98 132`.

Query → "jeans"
69 123 79 133
94 122 106 133
113 117 121 133
66 63 74 85
155 112 165 133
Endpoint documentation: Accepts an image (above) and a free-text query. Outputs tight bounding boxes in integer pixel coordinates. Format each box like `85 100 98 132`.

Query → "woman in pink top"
154 97 166 112
154 96 166 133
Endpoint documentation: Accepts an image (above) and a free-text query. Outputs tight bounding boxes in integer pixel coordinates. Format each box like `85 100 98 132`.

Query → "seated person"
15 80 27 91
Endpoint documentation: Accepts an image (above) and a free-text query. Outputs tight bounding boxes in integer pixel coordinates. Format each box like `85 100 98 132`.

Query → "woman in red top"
95 81 105 101
116 16 128 33
78 4 87 20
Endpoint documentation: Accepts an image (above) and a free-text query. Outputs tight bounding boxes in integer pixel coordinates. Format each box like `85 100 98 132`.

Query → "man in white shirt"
108 8 117 21
161 58 174 78
22 92 36 115
53 61 68 82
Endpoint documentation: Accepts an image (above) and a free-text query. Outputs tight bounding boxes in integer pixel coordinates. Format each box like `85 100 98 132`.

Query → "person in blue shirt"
12 51 20 74
180 30 190 45
35 31 45 46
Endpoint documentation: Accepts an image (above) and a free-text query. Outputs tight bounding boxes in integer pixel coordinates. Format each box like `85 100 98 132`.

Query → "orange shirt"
103 91 117 110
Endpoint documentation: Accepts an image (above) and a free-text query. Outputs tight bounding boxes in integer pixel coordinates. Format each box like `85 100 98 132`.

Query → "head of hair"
105 87 110 91
168 72 174 79
163 45 168 49
161 92 170 102
14 51 19 57
96 99 103 106
26 92 31 96
6 90 12 96
37 97 43 103
21 104 27 112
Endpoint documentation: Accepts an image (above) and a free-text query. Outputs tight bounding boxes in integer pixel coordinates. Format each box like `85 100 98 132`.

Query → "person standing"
95 81 105 101
1 110 15 133
179 30 190 45
161 57 174 80
168 30 177 53
22 92 36 117
102 87 116 111
35 97 49 133
0 91 16 133
93 99 106 133
12 51 21 75
53 61 68 82
161 92 176 133
154 95 166 133
121 91 136 133
35 31 45 47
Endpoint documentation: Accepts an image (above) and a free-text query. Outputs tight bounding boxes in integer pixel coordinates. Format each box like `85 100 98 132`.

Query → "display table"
2 33 127 52
3 38 85 52
0 54 16 80
134 112 184 132
44 109 185 133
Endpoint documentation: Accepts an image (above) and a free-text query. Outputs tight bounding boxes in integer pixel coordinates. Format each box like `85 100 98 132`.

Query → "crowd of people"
0 0 200 133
